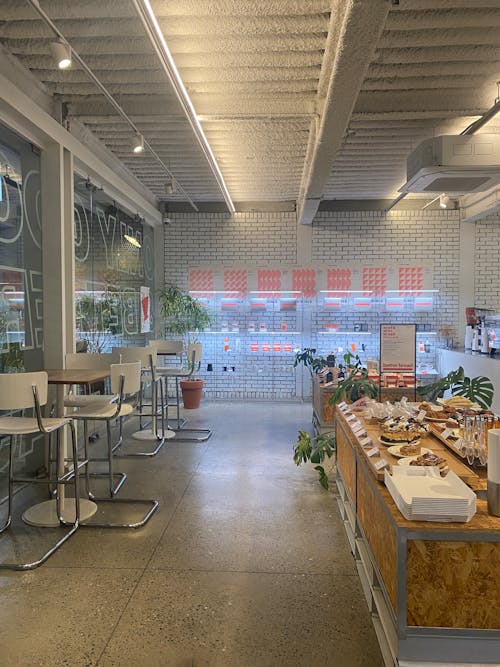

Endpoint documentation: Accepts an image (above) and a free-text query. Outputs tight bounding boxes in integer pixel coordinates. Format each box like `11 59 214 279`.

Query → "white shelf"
318 331 372 335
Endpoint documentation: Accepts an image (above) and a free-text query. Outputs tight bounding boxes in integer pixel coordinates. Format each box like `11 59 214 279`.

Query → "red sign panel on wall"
224 269 247 294
257 269 281 297
362 267 387 296
326 268 351 296
398 267 423 296
292 268 316 298
189 269 214 294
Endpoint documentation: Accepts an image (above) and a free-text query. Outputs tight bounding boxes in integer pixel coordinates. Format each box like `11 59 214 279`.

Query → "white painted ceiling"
1 0 500 216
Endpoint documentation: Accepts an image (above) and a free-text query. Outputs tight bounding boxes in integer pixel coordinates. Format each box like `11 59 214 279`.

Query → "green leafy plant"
418 366 494 409
328 352 378 404
453 374 494 408
0 342 24 371
158 284 213 343
293 348 327 375
158 284 213 377
293 429 335 490
337 351 362 374
329 368 379 404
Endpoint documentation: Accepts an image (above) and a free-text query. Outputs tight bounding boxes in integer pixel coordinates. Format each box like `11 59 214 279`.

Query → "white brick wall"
313 209 461 338
474 214 500 309
163 207 500 400
164 211 297 290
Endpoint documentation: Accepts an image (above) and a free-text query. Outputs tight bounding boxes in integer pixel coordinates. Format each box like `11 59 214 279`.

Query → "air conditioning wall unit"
400 134 500 195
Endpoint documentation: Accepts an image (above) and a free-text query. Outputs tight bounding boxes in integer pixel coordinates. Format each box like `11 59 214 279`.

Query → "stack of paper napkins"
385 467 476 522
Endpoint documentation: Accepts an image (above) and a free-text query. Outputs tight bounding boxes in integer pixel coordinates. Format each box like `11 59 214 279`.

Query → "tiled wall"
474 214 500 309
164 212 298 399
164 208 500 400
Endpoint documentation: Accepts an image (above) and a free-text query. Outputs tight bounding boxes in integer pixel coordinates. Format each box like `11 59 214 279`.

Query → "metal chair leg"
0 423 81 571
78 417 159 528
0 436 14 533
118 378 171 455
86 417 127 497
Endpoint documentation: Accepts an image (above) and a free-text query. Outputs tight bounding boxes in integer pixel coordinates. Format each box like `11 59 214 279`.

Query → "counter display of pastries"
337 403 482 489
334 405 500 666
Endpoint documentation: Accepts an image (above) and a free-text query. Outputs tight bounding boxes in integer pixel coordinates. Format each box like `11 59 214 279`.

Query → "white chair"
70 361 158 528
0 371 81 570
156 343 212 442
64 352 119 408
112 346 169 451
149 339 186 428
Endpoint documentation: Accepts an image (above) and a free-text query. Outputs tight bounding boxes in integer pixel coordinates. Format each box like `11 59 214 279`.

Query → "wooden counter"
312 375 336 434
334 408 500 667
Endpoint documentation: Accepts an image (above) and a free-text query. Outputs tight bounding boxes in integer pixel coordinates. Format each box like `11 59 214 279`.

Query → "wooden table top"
45 369 110 385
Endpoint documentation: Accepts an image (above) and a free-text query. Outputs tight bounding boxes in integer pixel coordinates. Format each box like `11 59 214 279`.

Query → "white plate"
398 454 446 467
387 445 432 459
378 436 422 447
436 398 480 409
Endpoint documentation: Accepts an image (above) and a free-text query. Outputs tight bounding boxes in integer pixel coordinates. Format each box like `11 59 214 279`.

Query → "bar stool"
64 351 125 495
70 361 158 528
0 371 81 570
112 346 171 451
149 339 186 428
156 343 212 442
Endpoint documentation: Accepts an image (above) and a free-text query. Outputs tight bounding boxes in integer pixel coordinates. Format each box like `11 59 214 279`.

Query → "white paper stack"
384 467 476 522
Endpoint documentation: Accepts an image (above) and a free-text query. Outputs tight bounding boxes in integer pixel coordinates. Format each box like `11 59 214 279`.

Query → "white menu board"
380 324 416 373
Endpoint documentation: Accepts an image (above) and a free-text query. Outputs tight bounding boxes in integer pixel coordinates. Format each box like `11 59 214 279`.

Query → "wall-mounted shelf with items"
189 290 303 399
188 287 443 400
311 290 441 389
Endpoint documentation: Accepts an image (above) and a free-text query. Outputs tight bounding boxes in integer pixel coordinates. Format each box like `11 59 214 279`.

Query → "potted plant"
417 366 494 408
293 347 328 376
326 352 379 405
158 284 213 408
293 429 335 489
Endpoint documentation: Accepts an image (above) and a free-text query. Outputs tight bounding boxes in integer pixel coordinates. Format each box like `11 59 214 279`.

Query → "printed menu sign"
380 324 416 373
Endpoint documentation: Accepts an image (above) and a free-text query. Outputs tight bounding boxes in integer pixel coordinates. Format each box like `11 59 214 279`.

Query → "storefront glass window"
73 179 154 351
0 122 43 373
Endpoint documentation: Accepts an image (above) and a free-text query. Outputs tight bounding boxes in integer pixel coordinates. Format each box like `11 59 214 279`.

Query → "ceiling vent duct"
400 135 500 195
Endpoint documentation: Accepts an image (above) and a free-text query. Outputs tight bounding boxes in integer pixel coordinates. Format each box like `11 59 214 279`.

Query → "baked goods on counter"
380 416 428 444
409 452 448 472
399 442 422 456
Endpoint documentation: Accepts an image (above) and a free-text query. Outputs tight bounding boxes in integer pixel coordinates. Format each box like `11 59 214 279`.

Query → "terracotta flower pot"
180 379 204 409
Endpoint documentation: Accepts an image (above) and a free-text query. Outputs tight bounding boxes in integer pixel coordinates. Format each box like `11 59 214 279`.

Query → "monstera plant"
418 366 494 409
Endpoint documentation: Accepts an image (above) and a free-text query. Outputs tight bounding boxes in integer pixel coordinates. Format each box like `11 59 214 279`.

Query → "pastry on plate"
409 452 448 471
399 442 422 456
380 416 428 444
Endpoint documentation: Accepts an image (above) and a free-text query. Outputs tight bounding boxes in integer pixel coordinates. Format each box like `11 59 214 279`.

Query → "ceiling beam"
297 0 391 225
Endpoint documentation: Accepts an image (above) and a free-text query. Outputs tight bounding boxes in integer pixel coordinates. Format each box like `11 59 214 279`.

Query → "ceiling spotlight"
50 40 72 69
164 178 177 194
124 234 141 248
131 133 145 153
439 194 458 209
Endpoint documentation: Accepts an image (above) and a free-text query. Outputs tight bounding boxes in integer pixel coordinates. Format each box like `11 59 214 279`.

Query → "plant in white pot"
158 284 213 408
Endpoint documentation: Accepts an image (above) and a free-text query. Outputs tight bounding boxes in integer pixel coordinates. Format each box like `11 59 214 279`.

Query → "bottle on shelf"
465 325 473 350
481 319 490 354
471 326 479 352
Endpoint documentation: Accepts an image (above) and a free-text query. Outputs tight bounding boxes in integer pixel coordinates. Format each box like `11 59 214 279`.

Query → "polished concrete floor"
0 402 384 667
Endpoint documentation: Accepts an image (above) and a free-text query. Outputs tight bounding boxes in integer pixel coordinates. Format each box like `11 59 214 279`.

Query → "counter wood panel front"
407 539 500 629
336 422 356 503
356 460 398 613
